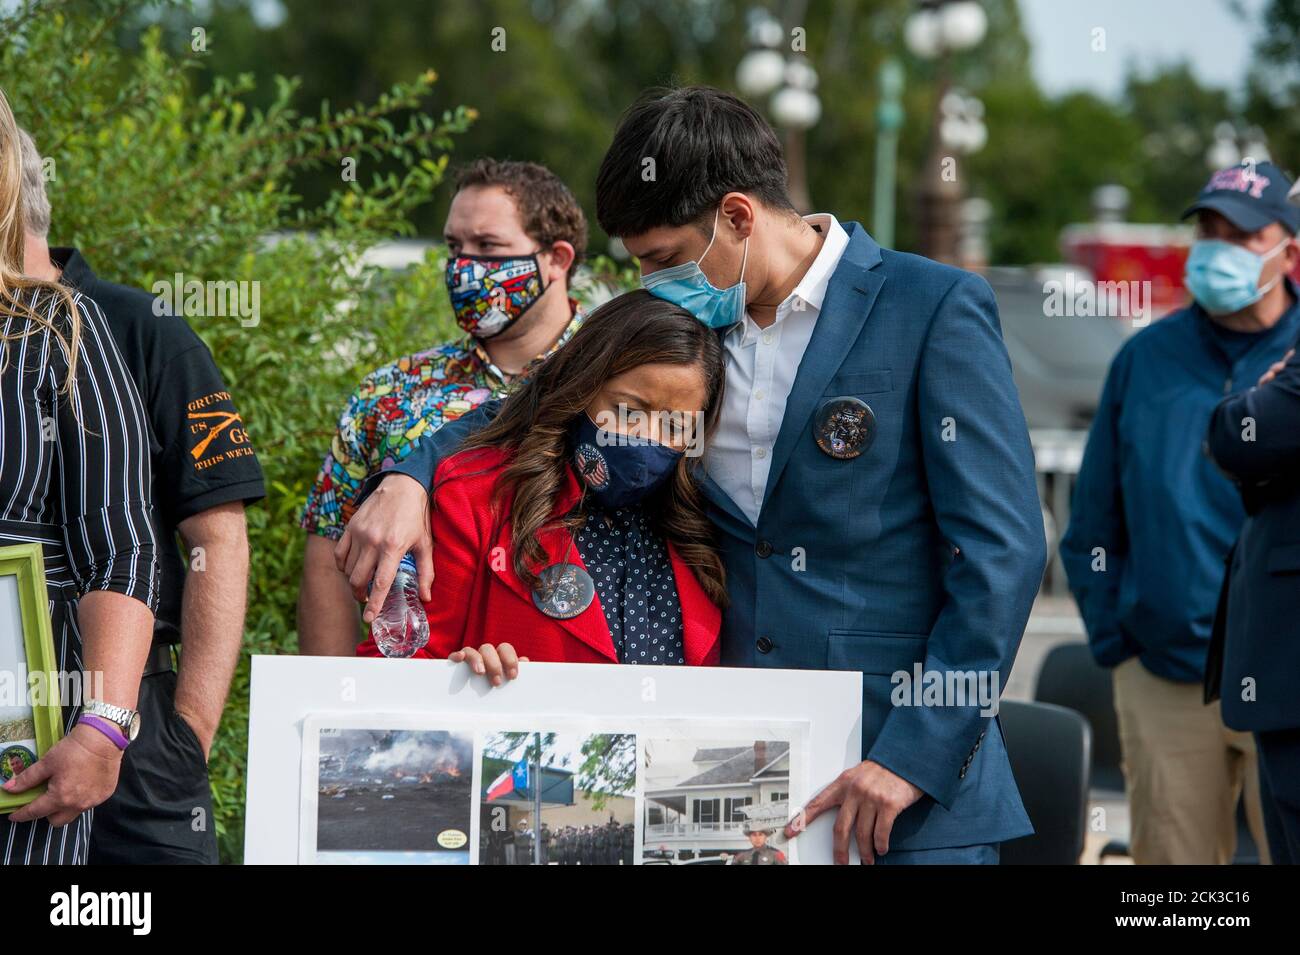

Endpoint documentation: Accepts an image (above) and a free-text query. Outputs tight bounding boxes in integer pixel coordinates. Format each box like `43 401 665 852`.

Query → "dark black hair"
595 86 796 238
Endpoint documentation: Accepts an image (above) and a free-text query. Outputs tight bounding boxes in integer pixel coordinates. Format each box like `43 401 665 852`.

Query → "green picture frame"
0 543 64 812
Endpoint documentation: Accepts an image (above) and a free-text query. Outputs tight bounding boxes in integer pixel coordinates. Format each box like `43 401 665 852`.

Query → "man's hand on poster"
786 759 924 864
335 473 433 622
449 643 529 687
3 724 124 826
1259 348 1294 386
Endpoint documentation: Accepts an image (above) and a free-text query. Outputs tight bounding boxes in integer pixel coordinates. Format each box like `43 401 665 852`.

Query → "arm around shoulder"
1207 348 1300 485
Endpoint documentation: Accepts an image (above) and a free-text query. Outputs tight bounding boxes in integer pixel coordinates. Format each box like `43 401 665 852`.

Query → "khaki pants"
1112 656 1270 864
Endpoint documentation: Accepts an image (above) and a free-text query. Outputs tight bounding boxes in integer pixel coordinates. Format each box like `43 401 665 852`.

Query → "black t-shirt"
1207 319 1276 363
52 248 266 642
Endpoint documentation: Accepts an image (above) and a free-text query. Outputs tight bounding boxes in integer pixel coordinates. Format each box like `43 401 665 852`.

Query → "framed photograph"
248 657 860 863
0 543 63 813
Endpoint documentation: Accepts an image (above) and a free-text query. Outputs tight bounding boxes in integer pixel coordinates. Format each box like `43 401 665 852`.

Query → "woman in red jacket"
359 290 727 680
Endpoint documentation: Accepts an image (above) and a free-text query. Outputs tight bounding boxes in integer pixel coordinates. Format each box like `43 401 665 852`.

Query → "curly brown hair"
457 290 728 607
454 157 588 281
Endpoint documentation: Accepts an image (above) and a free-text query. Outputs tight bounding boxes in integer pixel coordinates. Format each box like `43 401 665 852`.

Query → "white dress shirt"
704 213 849 524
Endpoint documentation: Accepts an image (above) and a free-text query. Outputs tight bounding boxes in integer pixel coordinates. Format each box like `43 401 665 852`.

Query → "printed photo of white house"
641 737 795 864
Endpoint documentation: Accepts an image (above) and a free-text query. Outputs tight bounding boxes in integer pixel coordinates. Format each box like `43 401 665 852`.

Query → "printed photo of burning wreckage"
311 728 473 864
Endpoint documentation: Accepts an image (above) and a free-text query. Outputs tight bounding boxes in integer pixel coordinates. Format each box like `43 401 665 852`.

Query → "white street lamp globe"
904 10 942 59
1242 143 1273 164
962 196 993 224
785 58 819 90
940 1 988 51
1242 128 1272 163
736 49 787 98
940 89 967 118
771 87 822 129
939 116 987 154
1207 137 1240 170
749 13 784 50
940 116 968 150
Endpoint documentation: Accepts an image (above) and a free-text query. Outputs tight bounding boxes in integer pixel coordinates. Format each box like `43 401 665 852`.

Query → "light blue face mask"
1184 237 1291 316
641 206 749 329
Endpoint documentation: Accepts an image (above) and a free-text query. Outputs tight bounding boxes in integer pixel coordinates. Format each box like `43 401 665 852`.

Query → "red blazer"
358 446 721 665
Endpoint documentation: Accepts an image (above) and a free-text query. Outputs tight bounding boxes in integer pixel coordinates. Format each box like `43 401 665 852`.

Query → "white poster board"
245 656 862 865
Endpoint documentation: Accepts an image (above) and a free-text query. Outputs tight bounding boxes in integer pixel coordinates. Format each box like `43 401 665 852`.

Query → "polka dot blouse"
571 504 685 665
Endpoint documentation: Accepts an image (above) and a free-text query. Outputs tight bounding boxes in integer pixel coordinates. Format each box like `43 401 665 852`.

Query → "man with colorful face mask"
1062 160 1300 864
298 158 587 654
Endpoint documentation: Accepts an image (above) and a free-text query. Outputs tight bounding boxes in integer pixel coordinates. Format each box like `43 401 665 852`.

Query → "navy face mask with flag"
445 252 546 339
569 411 683 508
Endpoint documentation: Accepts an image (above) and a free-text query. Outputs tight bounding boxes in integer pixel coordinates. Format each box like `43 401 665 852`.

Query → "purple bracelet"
78 714 130 750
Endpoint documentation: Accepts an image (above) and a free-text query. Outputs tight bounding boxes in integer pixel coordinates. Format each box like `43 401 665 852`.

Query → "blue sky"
1018 0 1268 100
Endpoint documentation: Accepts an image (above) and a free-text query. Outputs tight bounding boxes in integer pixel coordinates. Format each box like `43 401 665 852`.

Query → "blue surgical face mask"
1184 237 1291 316
569 411 683 508
641 205 749 329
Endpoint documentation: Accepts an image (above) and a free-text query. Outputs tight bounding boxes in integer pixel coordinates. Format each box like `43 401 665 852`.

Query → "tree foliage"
183 0 1273 266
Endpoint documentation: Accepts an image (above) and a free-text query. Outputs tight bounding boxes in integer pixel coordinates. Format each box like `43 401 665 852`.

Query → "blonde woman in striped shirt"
0 87 160 864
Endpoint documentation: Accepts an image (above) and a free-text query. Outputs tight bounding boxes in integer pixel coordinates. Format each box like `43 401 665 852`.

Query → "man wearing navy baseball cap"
1204 159 1300 865
1182 160 1300 320
1063 159 1299 864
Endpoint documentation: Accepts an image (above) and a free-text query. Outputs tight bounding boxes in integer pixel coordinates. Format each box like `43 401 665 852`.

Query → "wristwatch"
82 699 142 742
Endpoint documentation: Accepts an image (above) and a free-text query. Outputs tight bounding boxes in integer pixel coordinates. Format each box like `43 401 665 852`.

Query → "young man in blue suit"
337 86 1047 864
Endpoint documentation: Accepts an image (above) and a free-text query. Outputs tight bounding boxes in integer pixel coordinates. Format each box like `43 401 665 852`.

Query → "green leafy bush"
2 0 476 861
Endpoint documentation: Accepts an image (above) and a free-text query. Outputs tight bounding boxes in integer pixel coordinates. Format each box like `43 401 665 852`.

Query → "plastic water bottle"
370 554 430 658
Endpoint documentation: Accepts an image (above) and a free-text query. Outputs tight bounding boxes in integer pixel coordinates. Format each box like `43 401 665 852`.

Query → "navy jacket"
383 224 1045 850
1061 296 1300 682
1205 341 1300 731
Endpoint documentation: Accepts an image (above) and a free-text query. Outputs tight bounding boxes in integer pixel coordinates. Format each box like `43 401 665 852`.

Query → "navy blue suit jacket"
382 223 1045 849
1206 342 1300 731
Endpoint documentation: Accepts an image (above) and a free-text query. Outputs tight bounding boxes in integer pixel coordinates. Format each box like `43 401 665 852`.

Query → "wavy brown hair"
456 289 728 606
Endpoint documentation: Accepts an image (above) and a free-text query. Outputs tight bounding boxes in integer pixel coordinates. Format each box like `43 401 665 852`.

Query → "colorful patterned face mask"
445 252 546 339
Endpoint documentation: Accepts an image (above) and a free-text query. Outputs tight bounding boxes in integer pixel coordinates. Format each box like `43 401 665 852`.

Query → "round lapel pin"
815 396 876 460
532 562 596 619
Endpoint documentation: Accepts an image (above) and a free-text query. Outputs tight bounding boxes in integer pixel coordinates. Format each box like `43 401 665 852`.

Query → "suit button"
756 636 774 654
756 540 774 558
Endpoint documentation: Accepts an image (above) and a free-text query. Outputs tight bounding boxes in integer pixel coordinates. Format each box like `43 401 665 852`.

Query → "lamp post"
905 0 987 263
873 58 905 249
737 5 821 213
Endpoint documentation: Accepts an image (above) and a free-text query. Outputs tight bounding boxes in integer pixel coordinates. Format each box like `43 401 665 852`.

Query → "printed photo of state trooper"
728 805 790 865
642 737 797 865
